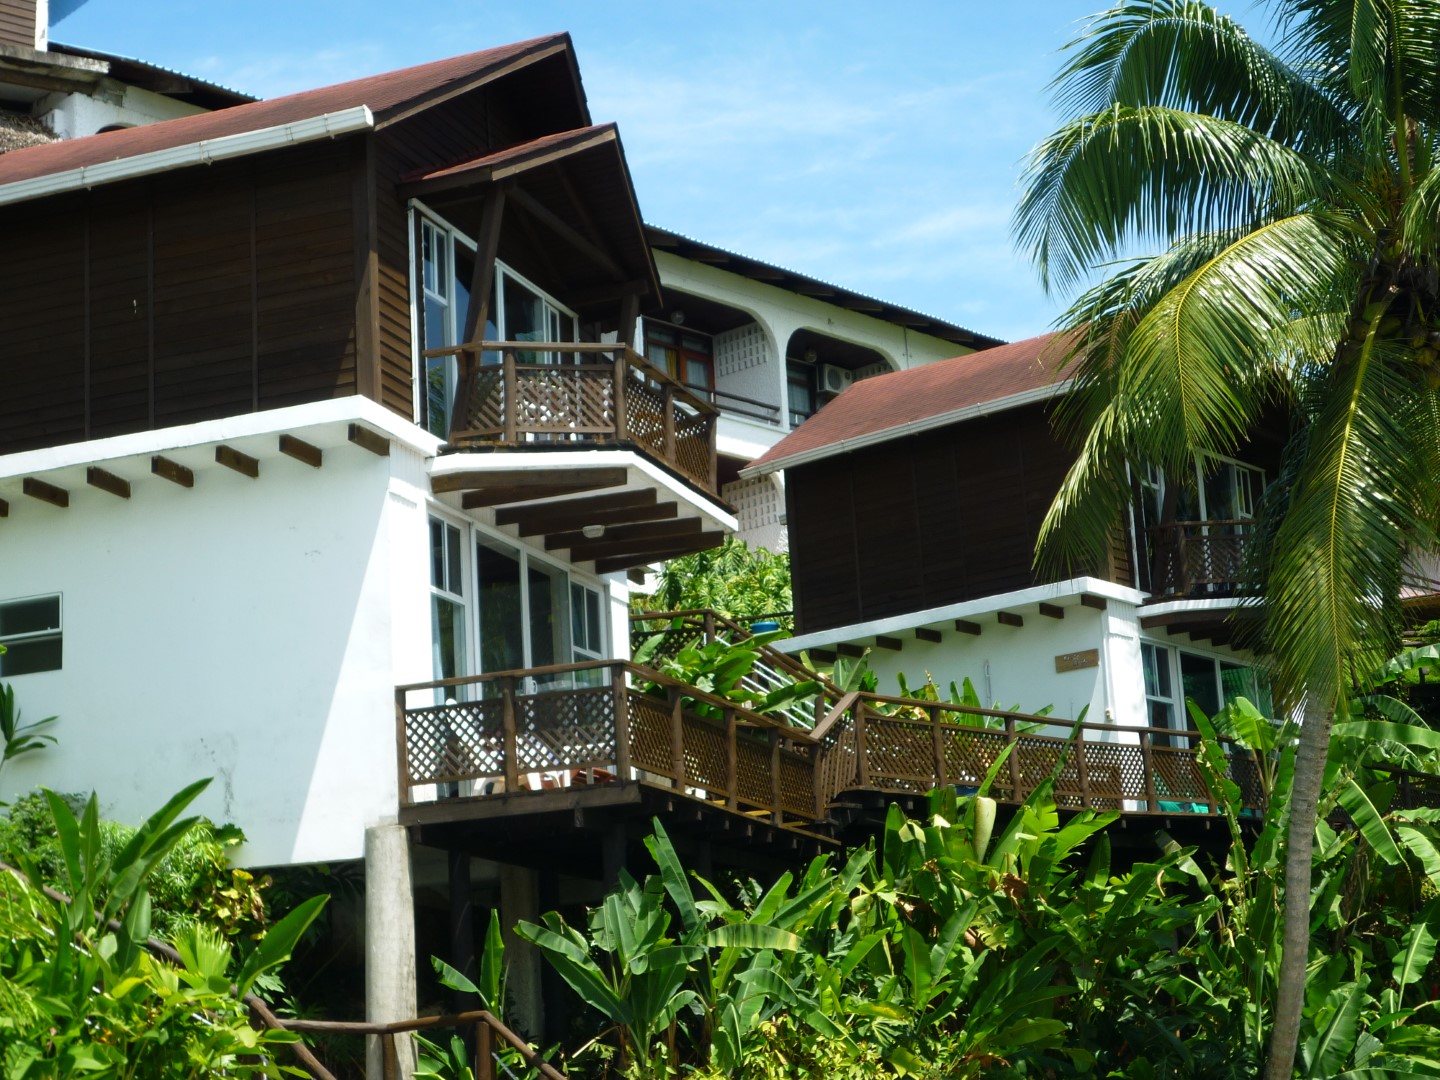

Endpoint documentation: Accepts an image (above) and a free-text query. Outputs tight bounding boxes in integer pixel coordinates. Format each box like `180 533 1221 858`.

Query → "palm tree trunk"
1264 696 1334 1079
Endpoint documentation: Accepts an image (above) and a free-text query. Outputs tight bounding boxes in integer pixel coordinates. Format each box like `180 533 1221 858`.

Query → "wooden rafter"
216 446 259 478
592 529 723 574
570 528 723 563
915 627 942 643
954 620 982 636
544 516 702 552
279 435 323 468
496 489 669 536
22 477 68 508
151 456 194 488
86 467 130 499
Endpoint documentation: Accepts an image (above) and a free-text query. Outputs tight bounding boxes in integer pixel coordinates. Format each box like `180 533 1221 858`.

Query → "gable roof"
744 330 1073 475
0 33 576 190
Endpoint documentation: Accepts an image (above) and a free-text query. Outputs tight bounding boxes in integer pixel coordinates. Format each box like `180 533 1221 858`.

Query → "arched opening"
783 328 890 427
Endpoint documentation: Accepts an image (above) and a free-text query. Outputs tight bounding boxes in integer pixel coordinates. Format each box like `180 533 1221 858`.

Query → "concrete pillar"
366 823 417 1080
499 864 543 1038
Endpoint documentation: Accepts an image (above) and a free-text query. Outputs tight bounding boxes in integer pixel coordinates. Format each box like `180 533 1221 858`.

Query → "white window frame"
425 505 609 689
0 593 63 676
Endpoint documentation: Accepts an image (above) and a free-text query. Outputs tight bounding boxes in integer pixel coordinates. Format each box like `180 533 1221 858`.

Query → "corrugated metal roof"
0 33 570 187
746 330 1073 473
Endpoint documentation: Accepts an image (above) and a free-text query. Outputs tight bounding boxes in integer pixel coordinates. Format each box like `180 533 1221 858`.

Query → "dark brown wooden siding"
787 404 1082 634
0 140 359 455
0 0 35 48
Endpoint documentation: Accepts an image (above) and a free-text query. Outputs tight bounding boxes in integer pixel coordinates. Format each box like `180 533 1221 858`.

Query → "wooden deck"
395 659 1272 837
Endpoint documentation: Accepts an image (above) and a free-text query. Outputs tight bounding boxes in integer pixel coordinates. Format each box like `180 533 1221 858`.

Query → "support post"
502 353 518 443
724 708 738 810
499 864 543 1038
476 1021 495 1080
612 665 632 778
395 687 411 808
669 684 685 789
365 824 417 1080
501 678 519 792
770 729 782 824
602 822 626 892
662 383 676 464
930 706 947 789
613 352 628 441
447 850 476 1014
855 703 871 789
1006 716 1023 802
449 185 506 443
1076 725 1091 808
1141 731 1160 809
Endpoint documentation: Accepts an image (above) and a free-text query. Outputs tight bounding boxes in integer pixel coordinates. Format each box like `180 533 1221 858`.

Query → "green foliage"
0 779 326 1077
0 789 269 942
633 628 820 721
0 679 55 797
635 537 791 622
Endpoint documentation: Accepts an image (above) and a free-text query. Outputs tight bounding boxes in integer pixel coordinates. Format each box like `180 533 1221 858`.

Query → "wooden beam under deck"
347 424 390 457
441 467 627 507
86 467 130 499
996 611 1023 628
874 636 902 651
593 530 724 574
545 517 702 552
498 489 676 536
151 456 194 488
1038 602 1065 620
566 528 723 563
215 446 259 478
278 435 323 468
22 477 68 508
914 627 942 643
954 620 982 636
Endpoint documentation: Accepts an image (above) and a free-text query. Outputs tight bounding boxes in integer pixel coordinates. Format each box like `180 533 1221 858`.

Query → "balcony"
1148 519 1253 599
431 341 720 500
394 653 1280 838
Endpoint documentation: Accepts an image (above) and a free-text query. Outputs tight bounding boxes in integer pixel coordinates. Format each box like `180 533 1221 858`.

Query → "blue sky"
52 2 1264 344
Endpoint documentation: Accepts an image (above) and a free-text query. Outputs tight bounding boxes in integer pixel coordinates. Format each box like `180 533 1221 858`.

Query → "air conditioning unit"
820 364 854 395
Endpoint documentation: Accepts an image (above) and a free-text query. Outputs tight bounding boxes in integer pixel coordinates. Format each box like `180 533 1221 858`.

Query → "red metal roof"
747 331 1072 472
0 33 571 187
402 123 615 186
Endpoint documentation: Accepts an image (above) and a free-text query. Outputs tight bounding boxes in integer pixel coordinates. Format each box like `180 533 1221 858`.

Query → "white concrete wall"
2 439 402 867
37 82 208 140
714 322 779 415
722 474 786 553
858 609 1110 726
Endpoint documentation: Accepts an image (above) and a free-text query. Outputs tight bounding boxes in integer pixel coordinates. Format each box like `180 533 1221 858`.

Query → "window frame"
643 320 715 392
0 593 63 677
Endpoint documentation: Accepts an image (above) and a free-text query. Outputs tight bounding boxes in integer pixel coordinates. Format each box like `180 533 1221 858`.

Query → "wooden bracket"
22 477 68 508
914 627 942 643
348 424 390 457
152 456 194 488
996 611 1023 628
216 446 259 478
953 620 982 636
279 434 323 468
86 467 131 499
1038 602 1065 620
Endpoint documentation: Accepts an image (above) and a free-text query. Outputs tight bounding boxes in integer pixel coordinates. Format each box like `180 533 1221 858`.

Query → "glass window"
643 321 713 391
1141 642 1175 732
571 583 605 662
787 361 816 426
0 594 61 676
476 535 524 674
428 520 466 687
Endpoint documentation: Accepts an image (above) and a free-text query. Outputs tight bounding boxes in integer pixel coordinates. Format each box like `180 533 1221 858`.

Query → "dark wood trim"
811 648 838 664
953 620 982 636
497 488 660 533
446 184 507 439
836 643 866 659
249 175 258 412
347 424 390 457
461 481 629 510
568 527 721 563
545 516 701 552
874 636 902 651
510 186 626 281
996 611 1023 628
145 189 154 430
376 38 573 129
82 210 91 438
592 530 723 574
351 133 380 402
151 456 194 488
216 446 259 478
86 466 131 499
1038 602 1065 620
914 627 942 643
279 435 323 468
1080 594 1108 611
22 477 68 508
0 498 8 518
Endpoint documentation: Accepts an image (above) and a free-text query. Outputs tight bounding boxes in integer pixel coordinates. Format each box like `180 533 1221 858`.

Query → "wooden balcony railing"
396 660 821 826
1148 519 1253 598
422 341 720 498
396 658 1275 827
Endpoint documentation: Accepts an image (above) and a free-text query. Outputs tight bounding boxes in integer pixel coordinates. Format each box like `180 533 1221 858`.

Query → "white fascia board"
0 396 438 481
740 379 1073 478
1140 596 1261 620
428 450 739 532
0 106 375 207
777 577 1145 654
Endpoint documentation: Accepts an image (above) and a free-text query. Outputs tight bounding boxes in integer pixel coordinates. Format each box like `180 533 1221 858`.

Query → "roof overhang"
0 105 375 208
430 451 735 575
741 378 1072 477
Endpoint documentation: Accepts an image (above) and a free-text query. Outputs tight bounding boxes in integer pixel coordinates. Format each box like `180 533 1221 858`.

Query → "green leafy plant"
635 537 791 622
0 678 55 798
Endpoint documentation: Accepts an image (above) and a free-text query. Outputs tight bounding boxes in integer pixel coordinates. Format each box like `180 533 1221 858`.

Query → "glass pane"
476 537 524 673
0 637 61 676
429 519 445 589
686 358 712 390
422 222 445 297
446 524 463 596
587 589 602 653
431 597 466 682
454 246 473 339
426 356 449 438
1180 652 1221 720
0 596 60 637
527 560 569 669
504 274 544 361
647 325 676 345
681 333 711 355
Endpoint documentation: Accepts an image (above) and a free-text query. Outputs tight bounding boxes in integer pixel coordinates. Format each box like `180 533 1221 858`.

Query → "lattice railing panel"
404 700 502 785
624 379 666 452
1078 742 1143 808
460 369 506 437
673 410 713 488
626 692 674 776
778 750 816 817
1225 750 1267 809
683 716 729 793
513 367 614 435
736 736 773 806
1152 747 1213 806
515 686 616 773
865 716 934 790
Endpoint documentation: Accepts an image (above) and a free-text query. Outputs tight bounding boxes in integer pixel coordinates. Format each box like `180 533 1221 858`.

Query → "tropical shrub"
0 779 325 1078
634 537 791 623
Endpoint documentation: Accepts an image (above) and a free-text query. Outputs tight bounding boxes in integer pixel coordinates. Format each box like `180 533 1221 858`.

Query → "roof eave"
741 378 1073 477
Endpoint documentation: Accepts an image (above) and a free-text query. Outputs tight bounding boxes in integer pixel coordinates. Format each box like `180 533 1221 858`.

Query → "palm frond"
1057 0 1347 151
1016 105 1332 293
1400 162 1440 261
1266 329 1429 710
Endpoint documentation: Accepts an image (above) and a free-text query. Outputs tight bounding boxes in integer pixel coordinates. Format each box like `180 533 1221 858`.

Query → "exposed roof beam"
545 516 702 552
570 528 723 562
86 466 130 499
592 529 723 574
510 186 627 281
497 488 670 535
22 477 67 508
438 465 625 498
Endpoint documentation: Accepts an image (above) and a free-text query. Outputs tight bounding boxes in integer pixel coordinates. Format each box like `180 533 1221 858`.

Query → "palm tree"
1014 1 1440 1075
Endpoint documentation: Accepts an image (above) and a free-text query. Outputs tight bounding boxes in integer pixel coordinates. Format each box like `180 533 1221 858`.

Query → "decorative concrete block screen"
715 323 779 410
724 475 787 552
